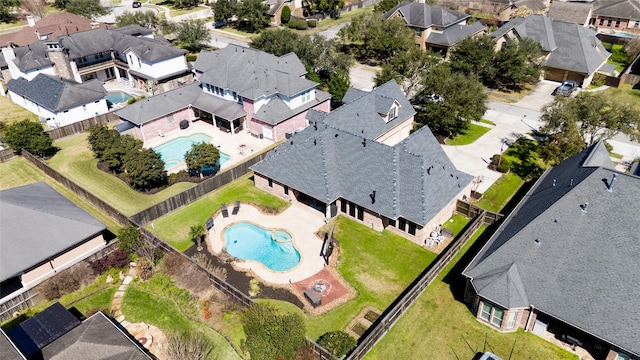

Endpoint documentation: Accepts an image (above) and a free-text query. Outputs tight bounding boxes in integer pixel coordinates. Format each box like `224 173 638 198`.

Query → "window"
635 20 640 28
167 114 174 123
268 178 273 187
480 303 491 321
284 185 289 195
414 28 421 37
506 312 517 329
599 17 604 26
357 206 364 221
398 218 406 231
388 106 397 121
615 353 630 360
349 203 356 217
607 18 612 27
615 18 621 28
232 91 238 100
491 308 504 327
340 200 347 213
408 222 416 236
389 219 396 227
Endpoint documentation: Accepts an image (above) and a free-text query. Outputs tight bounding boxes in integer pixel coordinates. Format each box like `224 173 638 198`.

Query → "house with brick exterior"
251 81 473 244
462 142 640 360
492 15 610 85
590 0 640 35
265 0 304 26
1 27 190 94
116 45 330 143
383 2 486 57
0 183 108 305
0 13 104 48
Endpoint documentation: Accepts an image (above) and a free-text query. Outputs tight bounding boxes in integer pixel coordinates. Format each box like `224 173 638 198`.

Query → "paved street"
319 21 349 39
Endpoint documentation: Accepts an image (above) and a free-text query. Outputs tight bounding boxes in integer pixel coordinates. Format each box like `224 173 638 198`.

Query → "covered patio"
192 92 246 135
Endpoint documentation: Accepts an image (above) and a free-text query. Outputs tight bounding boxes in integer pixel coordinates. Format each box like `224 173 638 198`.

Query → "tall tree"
184 142 220 176
448 35 497 83
310 0 344 18
211 0 236 22
0 0 20 22
493 38 543 88
374 0 399 13
2 120 57 156
413 64 488 136
122 148 166 190
174 19 210 51
235 0 269 33
117 226 161 267
116 11 161 31
242 303 306 360
338 13 413 64
189 224 206 251
64 0 109 19
374 47 439 96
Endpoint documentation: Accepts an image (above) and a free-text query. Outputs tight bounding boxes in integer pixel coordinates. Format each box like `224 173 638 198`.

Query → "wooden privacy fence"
345 211 487 360
46 112 120 140
130 152 269 225
0 148 17 163
456 199 503 225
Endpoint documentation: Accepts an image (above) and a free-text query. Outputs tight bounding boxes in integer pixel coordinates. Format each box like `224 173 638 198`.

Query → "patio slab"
207 202 327 284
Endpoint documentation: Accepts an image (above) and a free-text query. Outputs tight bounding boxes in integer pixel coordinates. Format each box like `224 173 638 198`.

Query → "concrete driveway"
514 80 559 111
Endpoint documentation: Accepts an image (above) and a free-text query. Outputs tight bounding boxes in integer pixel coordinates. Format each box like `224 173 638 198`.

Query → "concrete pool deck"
207 203 327 284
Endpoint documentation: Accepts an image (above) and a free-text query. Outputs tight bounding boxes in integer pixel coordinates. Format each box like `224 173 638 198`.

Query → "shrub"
307 19 317 27
89 249 130 274
39 263 94 301
288 19 307 30
2 120 57 156
137 258 153 281
317 331 357 358
242 303 306 360
281 5 291 24
166 331 214 360
161 253 211 294
592 73 607 87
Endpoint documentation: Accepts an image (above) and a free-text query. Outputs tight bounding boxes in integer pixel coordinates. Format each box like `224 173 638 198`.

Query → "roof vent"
335 133 338 137
552 179 556 188
370 190 376 204
313 139 316 146
534 239 541 246
607 173 617 192
570 178 574 186
580 202 589 213
362 139 366 147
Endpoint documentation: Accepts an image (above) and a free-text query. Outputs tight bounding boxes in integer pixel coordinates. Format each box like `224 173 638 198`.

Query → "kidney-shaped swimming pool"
223 222 300 272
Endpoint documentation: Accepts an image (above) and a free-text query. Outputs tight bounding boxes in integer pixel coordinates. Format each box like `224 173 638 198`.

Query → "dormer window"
388 105 398 121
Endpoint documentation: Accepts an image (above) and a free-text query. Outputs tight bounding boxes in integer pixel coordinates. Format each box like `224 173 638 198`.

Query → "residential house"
492 15 610 85
251 81 473 244
0 183 108 304
462 142 640 360
6 73 108 128
498 0 547 22
590 0 640 35
1 27 190 94
2 303 151 359
0 13 104 48
116 45 331 142
383 2 486 57
265 0 304 26
548 1 593 27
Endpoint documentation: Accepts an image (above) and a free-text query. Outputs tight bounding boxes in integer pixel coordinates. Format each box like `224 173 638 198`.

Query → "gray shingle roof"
115 83 202 125
492 15 610 74
11 28 185 72
316 80 416 141
513 0 546 12
548 1 592 25
252 90 331 125
112 24 154 37
251 105 472 226
464 142 640 356
426 21 486 47
384 2 469 28
0 182 106 283
342 87 368 103
0 330 24 360
194 46 310 99
40 312 152 359
6 73 106 112
593 0 640 19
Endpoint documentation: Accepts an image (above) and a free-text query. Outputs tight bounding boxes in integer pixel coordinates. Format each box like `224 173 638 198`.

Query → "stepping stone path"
110 262 168 359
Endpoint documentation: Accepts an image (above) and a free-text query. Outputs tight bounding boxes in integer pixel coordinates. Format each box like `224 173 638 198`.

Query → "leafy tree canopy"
448 35 496 83
308 0 344 17
63 0 109 19
374 0 399 13
374 46 439 96
413 64 488 136
175 19 210 52
242 303 306 360
0 0 20 22
184 142 220 173
211 0 236 22
338 12 413 64
122 148 166 190
2 119 57 156
116 11 162 31
235 0 270 33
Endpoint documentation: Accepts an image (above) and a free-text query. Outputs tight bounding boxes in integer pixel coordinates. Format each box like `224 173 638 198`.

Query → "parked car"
212 20 227 28
555 80 577 96
132 1 142 7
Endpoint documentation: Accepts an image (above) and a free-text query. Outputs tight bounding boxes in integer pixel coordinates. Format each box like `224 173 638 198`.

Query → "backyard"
0 94 39 126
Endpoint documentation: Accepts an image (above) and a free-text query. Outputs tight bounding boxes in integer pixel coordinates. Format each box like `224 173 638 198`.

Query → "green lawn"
48 133 196 216
0 157 122 231
601 84 640 112
148 173 289 251
364 227 578 360
261 215 437 340
446 123 492 146
122 278 242 360
0 95 39 126
475 172 524 213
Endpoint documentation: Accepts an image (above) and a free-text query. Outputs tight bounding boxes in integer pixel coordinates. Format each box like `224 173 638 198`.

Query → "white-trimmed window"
414 28 421 37
388 105 397 121
479 302 508 329
615 353 630 360
615 18 621 28
506 311 517 329
491 308 504 327
480 303 491 321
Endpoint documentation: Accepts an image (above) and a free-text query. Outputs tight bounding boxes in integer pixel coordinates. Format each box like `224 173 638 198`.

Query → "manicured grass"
609 152 624 159
122 280 242 360
47 132 196 216
148 173 289 251
65 287 117 316
441 214 469 238
475 172 524 213
600 84 640 112
479 119 496 126
262 215 438 340
0 157 122 231
364 226 578 360
446 123 491 146
303 6 373 35
0 94 39 125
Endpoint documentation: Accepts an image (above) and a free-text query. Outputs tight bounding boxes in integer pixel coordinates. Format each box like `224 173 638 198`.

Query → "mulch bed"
184 245 304 308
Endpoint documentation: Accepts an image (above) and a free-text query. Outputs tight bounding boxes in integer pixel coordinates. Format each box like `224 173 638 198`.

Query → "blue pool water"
153 133 230 169
105 91 133 104
223 222 300 272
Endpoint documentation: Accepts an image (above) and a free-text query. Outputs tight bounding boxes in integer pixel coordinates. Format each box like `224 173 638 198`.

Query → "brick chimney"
44 40 74 81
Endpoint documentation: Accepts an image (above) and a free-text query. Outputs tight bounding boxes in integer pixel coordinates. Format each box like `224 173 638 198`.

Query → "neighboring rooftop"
193 45 312 99
0 13 103 48
6 74 106 112
384 2 469 29
548 1 593 24
593 0 640 19
464 142 640 356
0 182 106 283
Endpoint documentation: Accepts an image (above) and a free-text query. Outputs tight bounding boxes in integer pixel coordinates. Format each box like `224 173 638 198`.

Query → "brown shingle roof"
0 13 104 47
